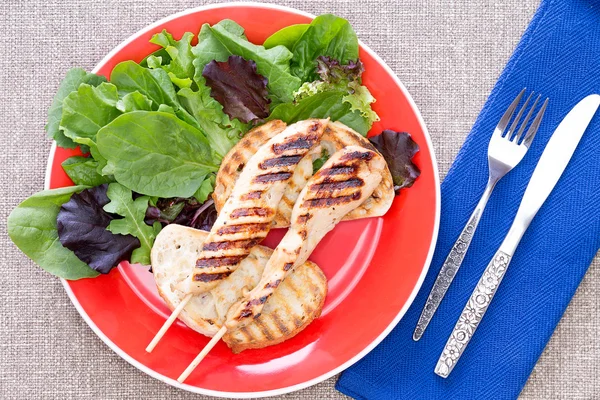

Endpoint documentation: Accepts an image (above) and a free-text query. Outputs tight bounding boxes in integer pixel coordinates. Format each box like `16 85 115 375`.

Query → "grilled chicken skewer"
177 145 388 382
146 119 327 352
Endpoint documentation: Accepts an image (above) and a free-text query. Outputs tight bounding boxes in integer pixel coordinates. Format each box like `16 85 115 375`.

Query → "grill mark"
255 318 274 341
340 150 374 162
297 213 312 224
320 165 357 176
196 255 244 268
271 313 290 334
238 309 253 319
283 262 294 271
230 207 274 219
259 155 302 169
217 222 270 235
246 296 269 307
253 172 292 184
310 178 364 192
299 230 307 240
264 279 281 289
202 238 259 252
302 192 362 208
272 131 321 155
240 190 263 201
192 270 233 282
281 194 295 208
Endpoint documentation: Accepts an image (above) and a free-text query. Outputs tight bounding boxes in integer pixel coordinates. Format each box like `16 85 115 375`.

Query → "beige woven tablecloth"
1 0 598 398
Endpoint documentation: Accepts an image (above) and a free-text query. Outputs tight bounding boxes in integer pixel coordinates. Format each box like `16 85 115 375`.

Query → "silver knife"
434 94 600 378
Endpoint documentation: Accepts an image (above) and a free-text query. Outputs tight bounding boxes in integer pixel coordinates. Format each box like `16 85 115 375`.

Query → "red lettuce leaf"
315 55 364 84
57 184 140 274
146 197 217 232
369 130 420 194
202 55 270 123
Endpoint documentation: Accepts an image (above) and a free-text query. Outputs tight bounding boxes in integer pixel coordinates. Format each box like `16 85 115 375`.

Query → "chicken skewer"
177 145 389 382
146 119 327 352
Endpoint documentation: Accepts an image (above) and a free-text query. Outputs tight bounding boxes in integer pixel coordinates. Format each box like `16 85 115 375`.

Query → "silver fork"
413 89 548 341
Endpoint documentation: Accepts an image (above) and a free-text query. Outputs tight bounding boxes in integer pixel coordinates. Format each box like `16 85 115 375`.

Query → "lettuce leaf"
103 183 161 265
147 30 195 89
202 55 270 123
60 82 122 144
46 68 106 149
369 130 420 193
56 185 140 274
263 24 310 50
192 20 301 104
288 14 359 82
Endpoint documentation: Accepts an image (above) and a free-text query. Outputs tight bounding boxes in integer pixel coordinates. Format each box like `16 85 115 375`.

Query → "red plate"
45 3 440 397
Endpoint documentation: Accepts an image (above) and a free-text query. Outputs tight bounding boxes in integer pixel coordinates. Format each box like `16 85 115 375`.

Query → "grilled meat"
213 121 395 227
225 145 388 329
183 119 327 294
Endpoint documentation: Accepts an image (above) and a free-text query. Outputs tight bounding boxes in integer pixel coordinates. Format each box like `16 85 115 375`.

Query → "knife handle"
434 250 512 378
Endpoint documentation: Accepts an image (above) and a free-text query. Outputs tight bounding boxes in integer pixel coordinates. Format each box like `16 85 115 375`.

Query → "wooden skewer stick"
146 293 193 353
178 326 227 383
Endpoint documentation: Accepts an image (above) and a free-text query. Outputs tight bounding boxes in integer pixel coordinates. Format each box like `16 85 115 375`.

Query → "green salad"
8 14 420 280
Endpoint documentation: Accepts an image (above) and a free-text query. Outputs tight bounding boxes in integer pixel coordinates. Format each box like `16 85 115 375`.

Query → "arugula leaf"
192 20 301 103
116 91 153 112
147 30 195 89
264 24 310 50
289 14 359 81
269 90 369 135
103 183 160 265
57 184 141 274
46 68 106 149
369 130 421 193
96 111 219 198
7 186 100 279
60 82 122 144
202 56 270 123
61 156 113 186
178 87 245 158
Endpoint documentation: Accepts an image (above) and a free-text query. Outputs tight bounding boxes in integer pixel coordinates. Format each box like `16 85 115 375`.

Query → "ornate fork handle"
434 251 511 378
414 180 496 341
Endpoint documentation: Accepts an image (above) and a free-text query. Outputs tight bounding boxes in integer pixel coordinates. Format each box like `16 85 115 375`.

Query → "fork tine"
522 98 549 147
515 94 541 143
495 88 526 137
506 92 533 141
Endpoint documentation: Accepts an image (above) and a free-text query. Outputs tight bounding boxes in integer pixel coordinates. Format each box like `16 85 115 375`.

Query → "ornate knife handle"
413 206 484 341
434 250 512 378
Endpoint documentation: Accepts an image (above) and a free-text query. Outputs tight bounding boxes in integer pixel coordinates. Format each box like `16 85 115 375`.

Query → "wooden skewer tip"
177 326 228 383
146 293 193 353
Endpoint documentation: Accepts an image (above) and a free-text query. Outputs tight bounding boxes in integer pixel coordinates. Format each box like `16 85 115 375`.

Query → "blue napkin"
337 1 600 399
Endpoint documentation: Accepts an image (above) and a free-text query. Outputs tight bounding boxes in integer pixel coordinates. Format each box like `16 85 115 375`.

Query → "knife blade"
435 94 600 378
501 94 600 252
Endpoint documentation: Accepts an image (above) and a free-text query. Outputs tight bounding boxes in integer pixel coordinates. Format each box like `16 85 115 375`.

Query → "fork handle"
434 250 512 378
413 180 497 341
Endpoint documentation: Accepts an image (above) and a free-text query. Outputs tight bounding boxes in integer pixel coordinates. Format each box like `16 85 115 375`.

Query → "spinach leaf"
7 186 100 280
103 183 161 265
60 82 122 144
290 14 359 82
263 24 310 50
116 91 153 112
96 111 219 198
62 156 113 186
46 68 106 149
57 184 140 274
109 61 200 130
194 174 215 204
192 20 301 103
269 89 369 135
